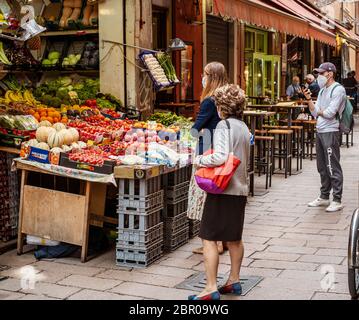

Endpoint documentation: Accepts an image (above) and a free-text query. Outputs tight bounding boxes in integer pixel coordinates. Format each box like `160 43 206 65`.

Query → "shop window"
256 32 267 53
245 31 255 51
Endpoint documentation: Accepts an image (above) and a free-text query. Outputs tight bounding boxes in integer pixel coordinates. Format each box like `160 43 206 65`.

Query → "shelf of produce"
0 69 99 75
0 146 21 155
41 29 99 37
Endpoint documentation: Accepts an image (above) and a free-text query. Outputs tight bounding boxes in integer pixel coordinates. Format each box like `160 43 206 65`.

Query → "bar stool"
264 125 303 171
268 129 293 179
302 120 317 160
255 135 274 189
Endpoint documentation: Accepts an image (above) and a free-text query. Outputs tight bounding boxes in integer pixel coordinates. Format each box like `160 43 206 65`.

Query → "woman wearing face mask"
187 62 228 255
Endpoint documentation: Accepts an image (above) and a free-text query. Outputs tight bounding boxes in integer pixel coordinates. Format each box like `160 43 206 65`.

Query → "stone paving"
0 120 358 300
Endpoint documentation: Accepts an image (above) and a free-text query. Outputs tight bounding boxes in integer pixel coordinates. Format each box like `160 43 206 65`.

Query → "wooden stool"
268 129 293 179
264 125 303 171
302 120 317 160
255 136 274 189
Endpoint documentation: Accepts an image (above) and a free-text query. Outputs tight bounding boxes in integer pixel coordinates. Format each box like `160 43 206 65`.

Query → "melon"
28 139 39 147
36 127 56 143
68 128 79 142
53 123 66 132
48 131 65 148
36 142 50 151
50 147 63 154
59 129 73 145
38 120 52 128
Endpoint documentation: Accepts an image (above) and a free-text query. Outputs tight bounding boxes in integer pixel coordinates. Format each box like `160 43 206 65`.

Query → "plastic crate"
167 166 192 186
165 198 189 218
166 181 190 203
118 208 162 231
118 190 164 214
189 219 201 238
116 240 163 268
118 176 162 197
164 212 189 235
117 222 163 247
164 227 189 252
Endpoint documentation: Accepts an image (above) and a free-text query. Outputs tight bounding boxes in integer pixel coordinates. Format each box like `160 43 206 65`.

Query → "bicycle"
348 208 359 299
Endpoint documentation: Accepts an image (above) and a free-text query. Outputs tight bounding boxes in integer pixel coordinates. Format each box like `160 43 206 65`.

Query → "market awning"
212 0 337 46
296 0 359 47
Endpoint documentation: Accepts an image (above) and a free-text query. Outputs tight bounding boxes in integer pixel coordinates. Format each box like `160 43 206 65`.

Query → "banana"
5 90 12 101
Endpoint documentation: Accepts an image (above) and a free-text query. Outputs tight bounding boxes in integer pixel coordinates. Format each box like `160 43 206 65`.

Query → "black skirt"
199 194 247 242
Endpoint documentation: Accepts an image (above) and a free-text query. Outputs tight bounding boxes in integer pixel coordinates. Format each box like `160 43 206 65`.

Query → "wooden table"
243 111 276 196
15 161 110 263
0 146 21 155
248 96 268 104
158 102 196 115
275 102 308 127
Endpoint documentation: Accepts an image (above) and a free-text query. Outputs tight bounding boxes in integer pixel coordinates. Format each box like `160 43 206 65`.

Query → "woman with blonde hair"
189 84 251 301
187 62 228 254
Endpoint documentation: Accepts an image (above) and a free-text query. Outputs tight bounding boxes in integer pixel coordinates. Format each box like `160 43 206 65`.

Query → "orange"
53 117 59 123
40 116 47 122
47 116 53 123
54 111 61 119
61 117 68 124
48 107 55 112
40 111 47 117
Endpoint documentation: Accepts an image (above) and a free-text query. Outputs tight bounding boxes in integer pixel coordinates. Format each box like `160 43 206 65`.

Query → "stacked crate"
163 166 192 252
0 152 19 242
116 175 164 268
188 219 201 238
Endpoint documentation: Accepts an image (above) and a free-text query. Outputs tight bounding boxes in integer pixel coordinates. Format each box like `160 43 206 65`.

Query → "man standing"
303 63 346 212
305 74 320 98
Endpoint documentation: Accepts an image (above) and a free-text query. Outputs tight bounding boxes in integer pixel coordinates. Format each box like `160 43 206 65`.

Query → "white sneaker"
308 197 330 208
326 202 344 213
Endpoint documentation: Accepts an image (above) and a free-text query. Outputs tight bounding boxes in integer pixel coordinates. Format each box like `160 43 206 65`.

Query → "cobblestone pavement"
0 120 358 300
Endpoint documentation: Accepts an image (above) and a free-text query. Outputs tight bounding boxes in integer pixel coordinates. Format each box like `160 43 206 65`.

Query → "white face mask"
202 76 207 89
317 74 328 89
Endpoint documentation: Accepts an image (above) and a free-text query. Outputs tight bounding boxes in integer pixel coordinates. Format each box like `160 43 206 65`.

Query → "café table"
274 102 308 127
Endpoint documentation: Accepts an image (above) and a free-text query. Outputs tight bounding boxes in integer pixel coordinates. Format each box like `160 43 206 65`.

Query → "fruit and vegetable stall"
0 0 199 267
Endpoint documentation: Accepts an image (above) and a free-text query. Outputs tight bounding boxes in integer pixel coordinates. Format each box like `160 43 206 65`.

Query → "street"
1 117 358 301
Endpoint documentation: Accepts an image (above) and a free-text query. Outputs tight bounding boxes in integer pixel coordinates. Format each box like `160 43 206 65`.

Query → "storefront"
208 0 338 102
244 27 281 101
0 0 199 267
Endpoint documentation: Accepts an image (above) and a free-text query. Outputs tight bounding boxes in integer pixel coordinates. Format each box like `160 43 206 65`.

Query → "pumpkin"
36 127 56 143
36 142 50 151
38 120 52 127
68 128 79 142
53 123 66 132
59 129 73 145
51 147 63 154
48 131 65 148
28 139 39 147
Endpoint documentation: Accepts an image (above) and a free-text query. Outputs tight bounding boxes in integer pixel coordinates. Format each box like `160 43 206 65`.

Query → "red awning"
296 0 359 46
212 0 337 46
